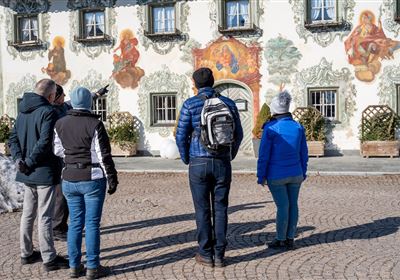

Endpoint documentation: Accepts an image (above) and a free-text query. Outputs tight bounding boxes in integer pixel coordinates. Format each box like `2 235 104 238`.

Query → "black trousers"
53 184 69 232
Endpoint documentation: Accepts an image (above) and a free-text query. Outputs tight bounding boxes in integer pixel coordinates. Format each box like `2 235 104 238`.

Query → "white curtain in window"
31 18 38 40
153 7 164 33
324 0 335 20
239 0 249 27
85 13 95 36
165 6 175 32
95 12 105 34
311 0 322 20
226 1 238 28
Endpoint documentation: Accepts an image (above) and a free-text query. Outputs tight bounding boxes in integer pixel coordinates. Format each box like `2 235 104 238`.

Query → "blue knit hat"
70 86 92 110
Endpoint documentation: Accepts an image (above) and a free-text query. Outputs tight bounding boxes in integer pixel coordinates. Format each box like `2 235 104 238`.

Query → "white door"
214 83 253 155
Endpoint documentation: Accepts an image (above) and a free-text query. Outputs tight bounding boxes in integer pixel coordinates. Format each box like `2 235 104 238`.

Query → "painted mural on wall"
41 36 71 85
112 29 144 89
264 36 302 103
345 10 400 82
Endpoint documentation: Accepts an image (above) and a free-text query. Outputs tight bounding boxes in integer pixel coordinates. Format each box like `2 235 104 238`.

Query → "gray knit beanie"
270 90 292 115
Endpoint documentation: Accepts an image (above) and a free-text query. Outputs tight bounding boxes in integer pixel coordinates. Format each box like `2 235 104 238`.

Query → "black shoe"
86 265 110 279
194 253 214 268
214 257 225 268
53 231 67 242
21 250 42 265
285 238 296 250
43 255 69 272
267 239 287 249
70 263 85 278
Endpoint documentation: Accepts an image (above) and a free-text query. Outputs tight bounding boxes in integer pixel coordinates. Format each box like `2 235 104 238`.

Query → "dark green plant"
297 107 326 141
252 103 272 139
0 123 10 143
360 112 400 141
107 122 139 145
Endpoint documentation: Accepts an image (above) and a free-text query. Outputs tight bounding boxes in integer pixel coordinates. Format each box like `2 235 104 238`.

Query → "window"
306 0 339 26
308 88 337 120
92 97 107 122
225 0 250 29
83 10 105 39
151 93 177 126
397 84 400 114
146 3 178 36
15 14 39 44
396 0 400 22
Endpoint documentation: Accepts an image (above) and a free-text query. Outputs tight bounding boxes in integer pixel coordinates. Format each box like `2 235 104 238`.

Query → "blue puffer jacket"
175 87 243 164
257 113 308 182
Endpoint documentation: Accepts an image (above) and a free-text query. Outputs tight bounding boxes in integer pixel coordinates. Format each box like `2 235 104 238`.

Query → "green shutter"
305 0 311 24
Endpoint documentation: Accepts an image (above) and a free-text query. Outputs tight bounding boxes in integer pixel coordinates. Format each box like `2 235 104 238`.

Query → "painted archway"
193 36 262 127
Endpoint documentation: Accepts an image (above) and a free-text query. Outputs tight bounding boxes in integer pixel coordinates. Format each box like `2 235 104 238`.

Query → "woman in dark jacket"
257 90 308 250
53 87 118 279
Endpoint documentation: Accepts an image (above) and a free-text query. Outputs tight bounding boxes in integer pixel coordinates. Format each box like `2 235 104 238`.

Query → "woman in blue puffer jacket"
257 90 308 250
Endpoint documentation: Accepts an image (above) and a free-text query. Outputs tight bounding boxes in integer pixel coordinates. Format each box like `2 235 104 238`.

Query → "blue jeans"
62 178 106 269
267 176 303 241
189 157 232 260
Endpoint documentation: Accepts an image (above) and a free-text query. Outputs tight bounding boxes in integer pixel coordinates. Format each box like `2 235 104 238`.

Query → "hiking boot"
267 239 287 249
21 250 42 265
285 238 296 250
86 265 110 279
43 255 69 272
70 263 85 278
53 231 67 242
194 253 214 267
214 257 225 268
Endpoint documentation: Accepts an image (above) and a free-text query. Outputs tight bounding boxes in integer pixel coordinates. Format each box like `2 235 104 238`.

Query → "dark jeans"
53 184 69 233
189 157 232 260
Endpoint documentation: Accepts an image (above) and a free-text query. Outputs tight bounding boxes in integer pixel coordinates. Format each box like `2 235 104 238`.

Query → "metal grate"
92 97 107 122
151 93 177 126
308 88 337 120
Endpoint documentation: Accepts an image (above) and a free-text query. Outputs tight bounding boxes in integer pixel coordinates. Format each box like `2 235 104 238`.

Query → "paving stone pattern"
1 174 400 280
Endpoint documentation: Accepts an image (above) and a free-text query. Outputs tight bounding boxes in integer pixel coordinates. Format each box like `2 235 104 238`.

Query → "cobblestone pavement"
1 173 400 280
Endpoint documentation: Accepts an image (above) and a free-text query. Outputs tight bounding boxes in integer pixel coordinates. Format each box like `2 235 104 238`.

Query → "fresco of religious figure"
215 45 239 74
344 10 400 82
112 29 144 89
41 36 71 85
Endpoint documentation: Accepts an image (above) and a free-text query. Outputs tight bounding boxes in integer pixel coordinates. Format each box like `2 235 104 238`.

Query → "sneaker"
70 263 85 278
53 231 67 242
214 257 225 268
43 255 69 272
86 265 110 280
194 253 214 268
285 238 296 250
21 250 42 265
267 239 287 249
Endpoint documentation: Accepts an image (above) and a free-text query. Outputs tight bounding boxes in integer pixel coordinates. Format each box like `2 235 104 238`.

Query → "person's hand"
107 176 118 195
16 159 30 175
108 183 117 195
96 84 109 96
257 178 267 187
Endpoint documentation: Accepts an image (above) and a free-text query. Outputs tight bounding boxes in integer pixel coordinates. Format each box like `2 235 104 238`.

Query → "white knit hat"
270 90 292 115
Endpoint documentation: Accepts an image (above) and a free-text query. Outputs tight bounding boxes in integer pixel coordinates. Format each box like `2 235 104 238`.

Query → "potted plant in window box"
360 105 400 158
252 103 272 158
293 107 326 157
107 112 139 157
0 115 13 156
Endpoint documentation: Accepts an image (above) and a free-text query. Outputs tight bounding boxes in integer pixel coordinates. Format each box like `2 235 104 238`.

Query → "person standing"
175 67 243 267
53 86 118 279
257 90 308 250
8 79 69 271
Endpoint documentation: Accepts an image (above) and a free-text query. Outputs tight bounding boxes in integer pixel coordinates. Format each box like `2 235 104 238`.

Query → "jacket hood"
19 92 51 113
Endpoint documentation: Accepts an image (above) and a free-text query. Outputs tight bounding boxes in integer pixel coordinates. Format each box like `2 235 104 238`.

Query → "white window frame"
150 93 177 127
307 0 338 25
225 0 251 30
92 96 107 122
308 88 338 121
82 10 106 39
16 14 39 44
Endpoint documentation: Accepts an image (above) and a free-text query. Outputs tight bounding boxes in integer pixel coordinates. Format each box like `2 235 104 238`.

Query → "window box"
361 141 399 158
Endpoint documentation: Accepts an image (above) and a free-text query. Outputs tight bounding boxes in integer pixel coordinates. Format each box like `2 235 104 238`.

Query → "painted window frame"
92 96 108 123
305 0 344 29
307 87 339 121
10 13 43 48
218 0 258 33
396 0 400 22
75 8 112 43
396 84 400 114
150 92 177 127
145 1 181 37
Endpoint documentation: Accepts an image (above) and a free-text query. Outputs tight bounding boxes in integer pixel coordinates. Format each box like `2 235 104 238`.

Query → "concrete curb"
117 169 400 176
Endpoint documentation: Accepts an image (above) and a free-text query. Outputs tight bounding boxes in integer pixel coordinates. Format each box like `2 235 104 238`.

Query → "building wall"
1 0 399 153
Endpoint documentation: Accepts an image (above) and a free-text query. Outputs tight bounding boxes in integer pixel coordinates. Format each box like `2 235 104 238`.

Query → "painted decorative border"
67 0 116 9
137 65 190 137
289 0 355 47
137 1 190 55
180 38 201 72
69 70 120 116
4 1 51 61
292 58 357 128
378 65 400 111
69 4 117 59
6 74 37 118
382 0 400 37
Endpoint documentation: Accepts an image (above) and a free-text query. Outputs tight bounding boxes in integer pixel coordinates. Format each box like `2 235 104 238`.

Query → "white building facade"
0 0 399 155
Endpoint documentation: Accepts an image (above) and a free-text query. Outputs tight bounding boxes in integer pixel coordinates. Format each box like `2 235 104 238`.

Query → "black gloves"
16 159 30 175
107 176 118 195
96 84 109 97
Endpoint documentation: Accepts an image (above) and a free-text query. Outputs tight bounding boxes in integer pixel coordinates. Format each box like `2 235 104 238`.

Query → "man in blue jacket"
9 79 68 271
175 68 243 267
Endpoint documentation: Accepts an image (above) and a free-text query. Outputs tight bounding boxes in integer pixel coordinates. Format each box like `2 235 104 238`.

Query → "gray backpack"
197 93 235 154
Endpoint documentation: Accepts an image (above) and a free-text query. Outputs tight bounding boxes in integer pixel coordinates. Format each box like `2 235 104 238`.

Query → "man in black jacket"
8 79 68 272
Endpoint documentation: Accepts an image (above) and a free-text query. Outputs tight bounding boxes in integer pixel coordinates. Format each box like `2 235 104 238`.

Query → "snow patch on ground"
0 155 24 213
